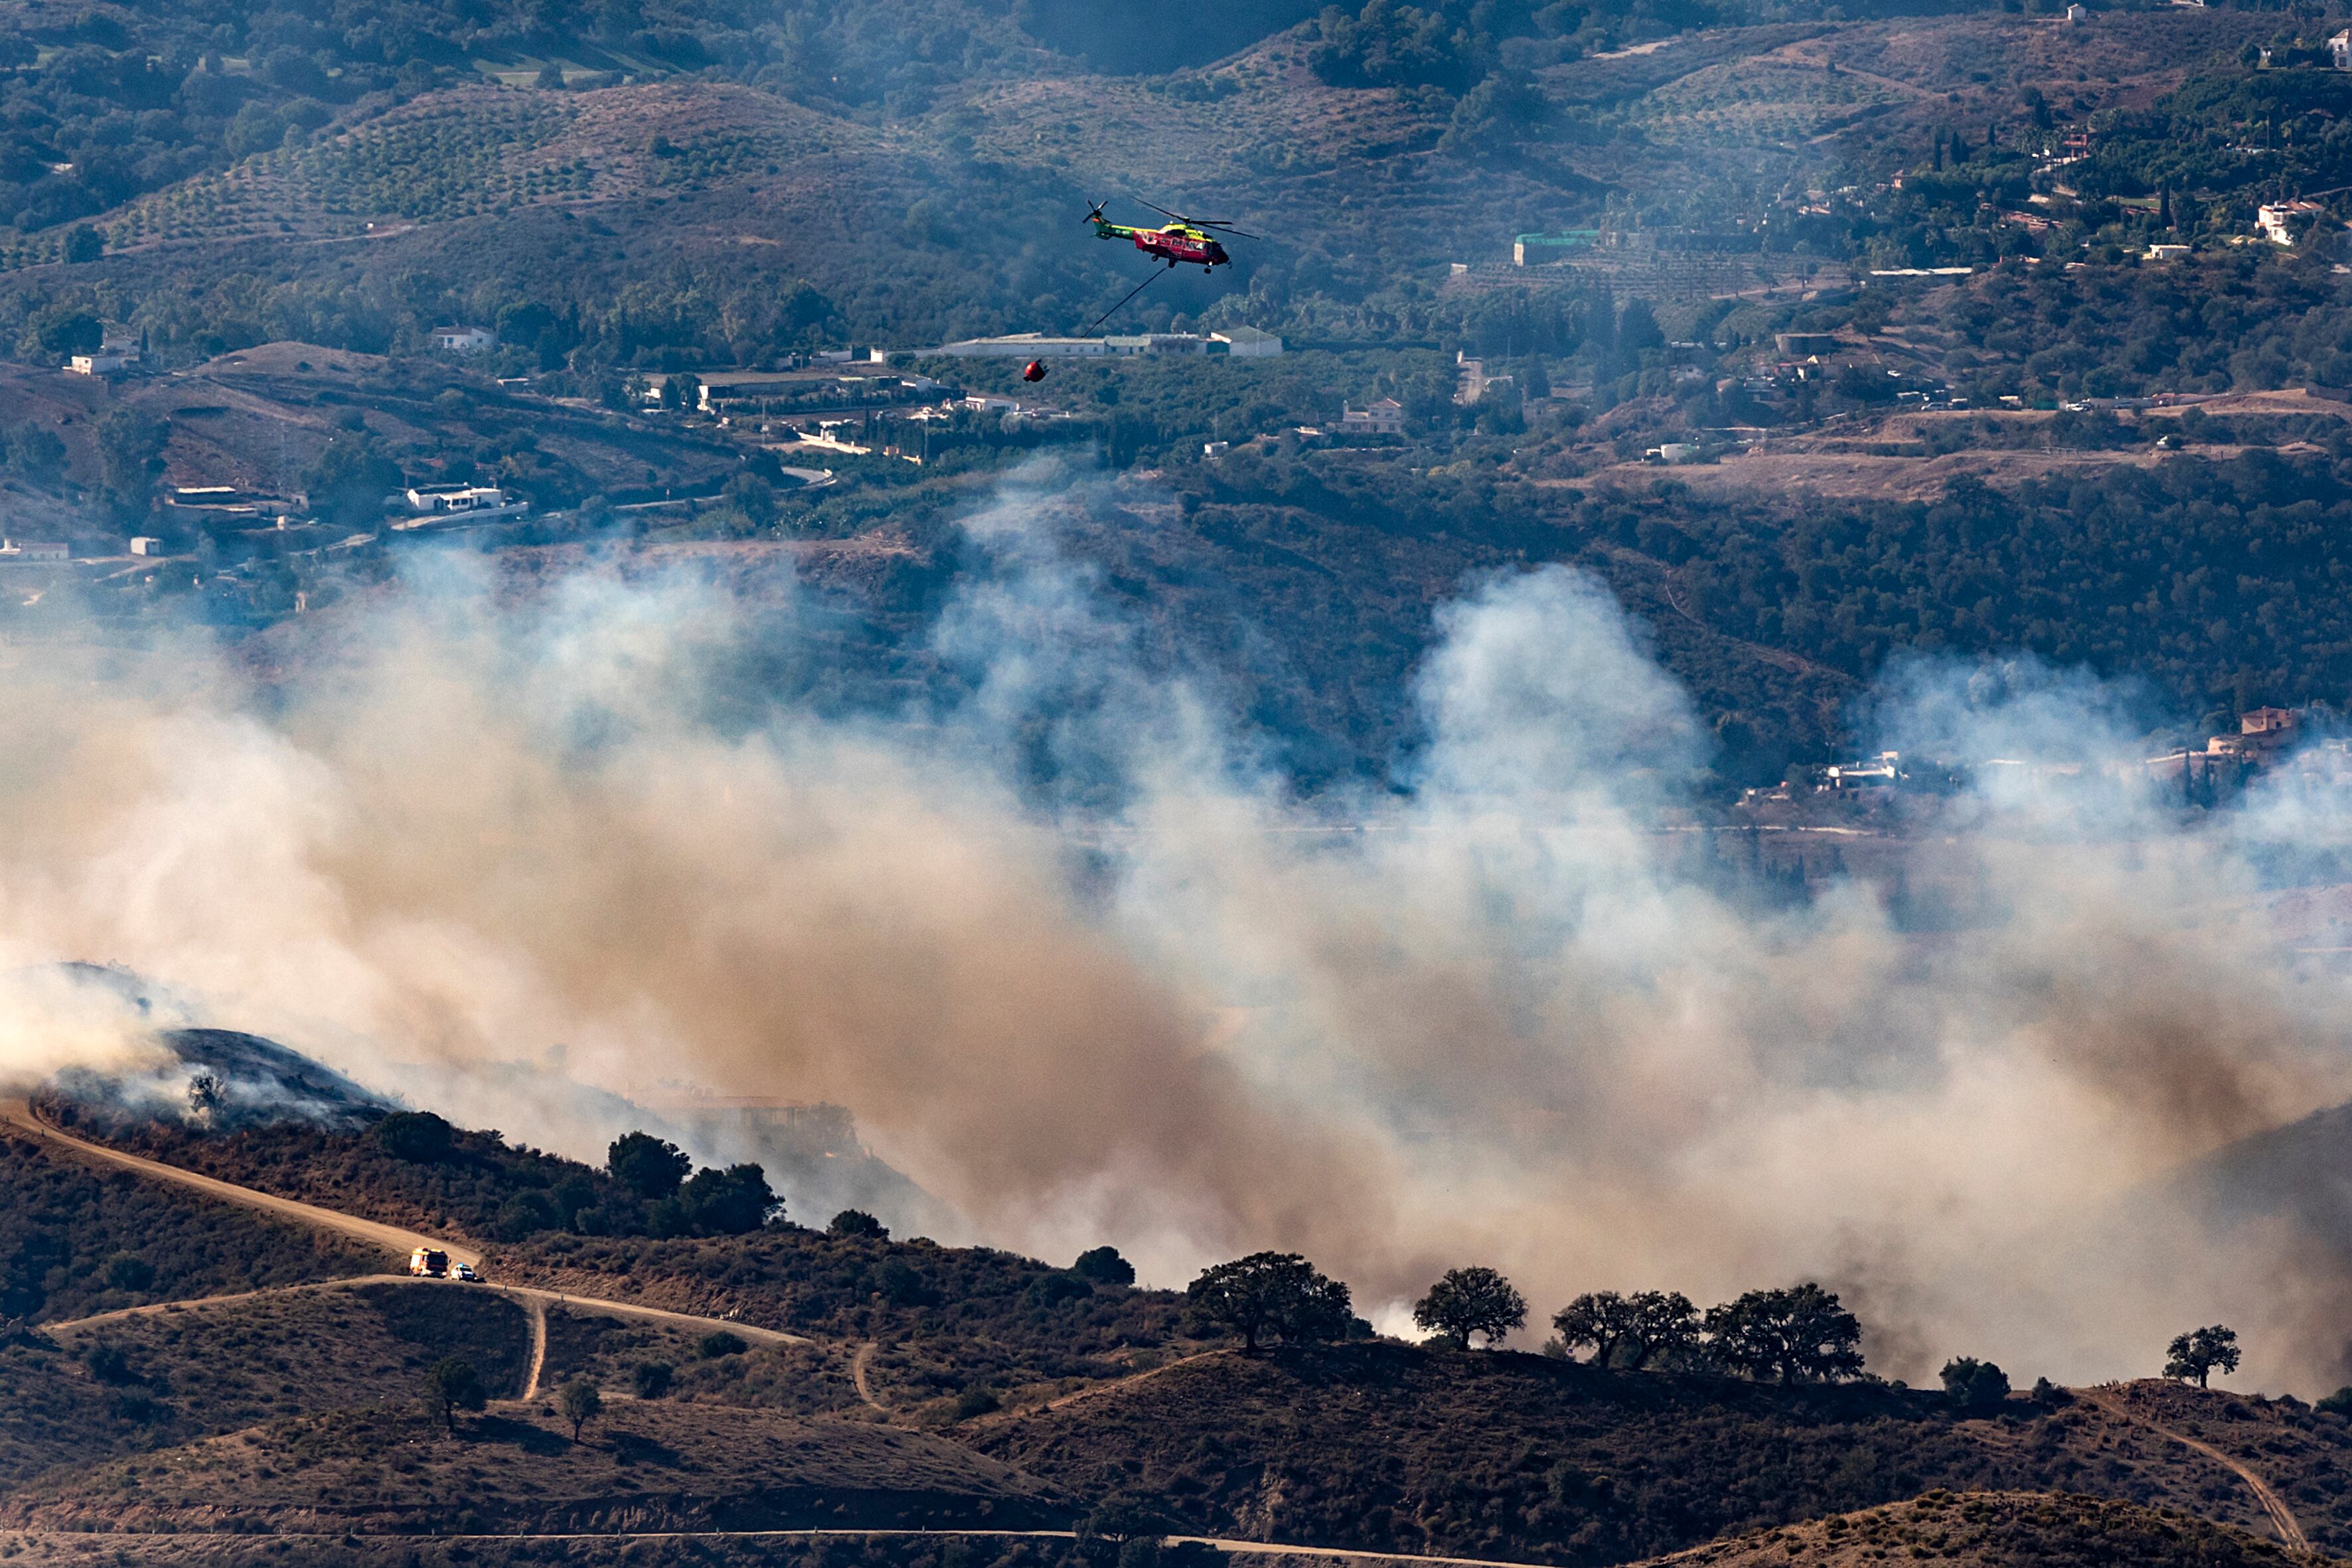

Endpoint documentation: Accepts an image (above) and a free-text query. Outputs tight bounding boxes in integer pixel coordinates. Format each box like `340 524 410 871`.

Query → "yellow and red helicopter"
1049 200 1259 360
1086 198 1258 272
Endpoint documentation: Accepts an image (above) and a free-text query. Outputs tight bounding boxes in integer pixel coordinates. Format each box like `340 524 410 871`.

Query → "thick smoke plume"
3 465 2349 1391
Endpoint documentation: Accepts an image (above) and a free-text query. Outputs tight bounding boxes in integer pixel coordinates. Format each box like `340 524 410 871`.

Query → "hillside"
1657 1490 2312 1568
47 1101 1196 1414
0 1279 529 1492
0 1531 1091 1568
968 1348 2299 1565
0 1401 1070 1535
0 1127 379 1324
536 1298 868 1415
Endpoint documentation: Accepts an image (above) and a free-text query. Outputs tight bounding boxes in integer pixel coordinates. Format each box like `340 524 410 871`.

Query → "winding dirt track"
2081 1389 2311 1552
0 1099 482 1268
853 1340 886 1409
1 1101 807 1358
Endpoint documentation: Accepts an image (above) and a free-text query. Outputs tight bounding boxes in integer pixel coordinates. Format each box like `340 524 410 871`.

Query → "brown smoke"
0 535 2345 1391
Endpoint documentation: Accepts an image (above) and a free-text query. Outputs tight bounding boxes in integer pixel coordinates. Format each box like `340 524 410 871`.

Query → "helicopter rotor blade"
1137 198 1188 223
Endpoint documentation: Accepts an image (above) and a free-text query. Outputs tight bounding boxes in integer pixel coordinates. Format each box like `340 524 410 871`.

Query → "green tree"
607 1131 690 1198
25 307 100 361
829 1208 888 1239
1553 1289 1697 1370
2163 1326 2241 1389
303 428 402 527
668 1164 777 1236
557 1376 602 1440
61 224 102 264
722 469 779 526
93 409 165 520
4 424 66 483
1439 67 1544 158
1704 1283 1865 1384
424 1355 486 1432
495 1190 558 1241
1413 1266 1526 1349
1184 1251 1352 1351
1940 1356 2011 1412
1079 1493 1166 1558
632 1360 673 1398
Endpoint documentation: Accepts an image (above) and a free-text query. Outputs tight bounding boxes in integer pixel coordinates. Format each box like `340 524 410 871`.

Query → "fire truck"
408 1247 449 1278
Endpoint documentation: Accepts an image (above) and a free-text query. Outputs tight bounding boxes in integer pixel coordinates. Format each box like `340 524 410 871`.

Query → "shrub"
632 1360 674 1399
494 1190 558 1241
1028 1271 1095 1308
1073 1246 1136 1287
101 1253 155 1292
955 1385 1002 1419
372 1111 454 1162
1940 1356 2011 1413
83 1344 135 1385
697 1331 746 1360
830 1209 888 1239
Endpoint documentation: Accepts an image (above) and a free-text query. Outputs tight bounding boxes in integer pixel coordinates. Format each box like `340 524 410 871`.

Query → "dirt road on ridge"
1 1101 807 1357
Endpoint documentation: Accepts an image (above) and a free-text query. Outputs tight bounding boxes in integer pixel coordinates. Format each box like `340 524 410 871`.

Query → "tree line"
1182 1253 1869 1385
1184 1253 2259 1403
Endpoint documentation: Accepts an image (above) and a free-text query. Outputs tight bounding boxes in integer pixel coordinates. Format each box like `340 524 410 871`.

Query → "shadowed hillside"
1661 1490 2312 1568
968 1347 2300 1565
1 1401 1071 1535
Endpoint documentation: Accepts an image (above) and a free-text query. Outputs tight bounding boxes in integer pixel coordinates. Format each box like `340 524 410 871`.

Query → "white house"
406 484 512 514
430 325 498 353
1337 398 1406 437
1211 327 1285 358
2146 243 2191 260
129 537 165 556
2333 27 2351 67
0 539 67 562
2258 200 2327 246
66 353 126 376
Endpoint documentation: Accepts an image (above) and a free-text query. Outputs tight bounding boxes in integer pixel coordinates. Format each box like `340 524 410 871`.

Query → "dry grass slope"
0 1402 1070 1535
1650 1489 2315 1568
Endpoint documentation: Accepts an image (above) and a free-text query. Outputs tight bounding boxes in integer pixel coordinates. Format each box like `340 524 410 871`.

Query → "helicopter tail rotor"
1084 198 1107 225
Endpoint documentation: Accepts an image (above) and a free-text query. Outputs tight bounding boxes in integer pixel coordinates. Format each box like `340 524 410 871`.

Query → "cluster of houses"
1200 398 1406 459
1791 708 2339 803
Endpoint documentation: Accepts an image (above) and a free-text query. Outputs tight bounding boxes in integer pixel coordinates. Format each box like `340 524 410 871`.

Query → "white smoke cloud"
3 468 2350 1393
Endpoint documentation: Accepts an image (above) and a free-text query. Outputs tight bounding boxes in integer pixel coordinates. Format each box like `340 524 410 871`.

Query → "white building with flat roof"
1212 327 1284 357
430 325 497 353
396 485 529 527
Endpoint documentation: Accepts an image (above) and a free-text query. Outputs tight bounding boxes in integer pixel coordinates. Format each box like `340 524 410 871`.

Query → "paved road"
2082 1389 2311 1551
0 1527 1566 1568
0 1099 483 1268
